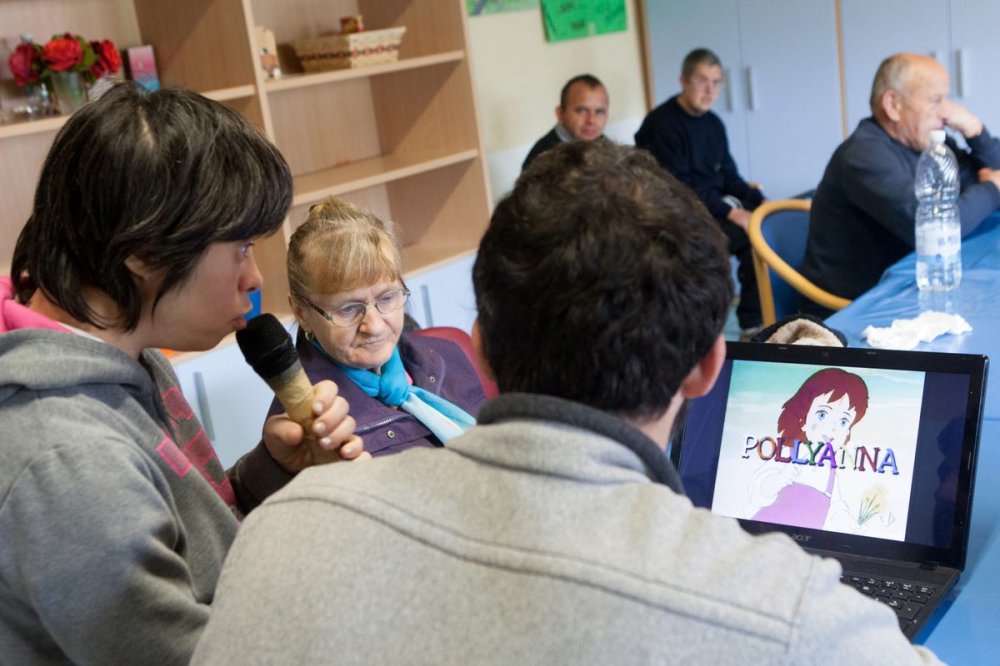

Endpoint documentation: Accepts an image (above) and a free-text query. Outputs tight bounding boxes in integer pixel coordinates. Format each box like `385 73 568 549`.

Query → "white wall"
466 5 648 203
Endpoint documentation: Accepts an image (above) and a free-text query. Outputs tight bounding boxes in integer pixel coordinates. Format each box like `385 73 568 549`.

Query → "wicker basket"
293 26 407 72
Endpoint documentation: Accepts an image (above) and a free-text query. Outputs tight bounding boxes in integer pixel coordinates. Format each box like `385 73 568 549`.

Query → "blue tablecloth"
918 418 1000 661
824 211 1000 660
827 212 1000 365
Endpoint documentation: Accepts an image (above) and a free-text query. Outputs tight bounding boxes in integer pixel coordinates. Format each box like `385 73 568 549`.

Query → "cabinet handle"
193 371 216 442
420 284 434 327
723 67 733 112
954 49 966 98
744 66 757 111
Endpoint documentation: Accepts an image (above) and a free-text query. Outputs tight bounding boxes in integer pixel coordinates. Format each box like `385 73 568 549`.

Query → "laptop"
671 341 988 640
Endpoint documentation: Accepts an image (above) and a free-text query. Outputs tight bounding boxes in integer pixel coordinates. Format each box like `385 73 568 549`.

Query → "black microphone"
236 313 337 462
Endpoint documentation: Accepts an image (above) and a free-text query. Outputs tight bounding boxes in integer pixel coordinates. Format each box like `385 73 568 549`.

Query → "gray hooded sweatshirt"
194 394 941 665
0 313 288 664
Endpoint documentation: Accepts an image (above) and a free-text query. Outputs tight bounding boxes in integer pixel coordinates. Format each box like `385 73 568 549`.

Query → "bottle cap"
929 129 946 145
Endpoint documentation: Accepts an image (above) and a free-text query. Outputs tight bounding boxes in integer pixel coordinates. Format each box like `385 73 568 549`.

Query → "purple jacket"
268 330 487 457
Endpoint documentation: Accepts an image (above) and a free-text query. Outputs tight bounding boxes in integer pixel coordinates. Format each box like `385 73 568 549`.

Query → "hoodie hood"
0 276 70 334
0 275 239 511
0 276 151 407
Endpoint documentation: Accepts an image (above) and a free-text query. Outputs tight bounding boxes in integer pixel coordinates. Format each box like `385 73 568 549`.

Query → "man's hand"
942 99 984 139
978 167 1000 191
727 206 752 231
262 380 368 473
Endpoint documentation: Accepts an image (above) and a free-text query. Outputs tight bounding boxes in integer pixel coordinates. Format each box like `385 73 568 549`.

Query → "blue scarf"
314 340 475 443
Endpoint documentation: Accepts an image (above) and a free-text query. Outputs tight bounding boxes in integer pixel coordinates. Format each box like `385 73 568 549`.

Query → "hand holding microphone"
237 313 366 469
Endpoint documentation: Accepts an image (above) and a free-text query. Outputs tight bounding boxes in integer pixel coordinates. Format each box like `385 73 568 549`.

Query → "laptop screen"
672 342 987 570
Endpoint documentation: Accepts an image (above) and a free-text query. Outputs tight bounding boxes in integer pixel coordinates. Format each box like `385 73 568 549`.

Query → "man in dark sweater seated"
801 53 1000 317
522 73 609 170
635 48 766 334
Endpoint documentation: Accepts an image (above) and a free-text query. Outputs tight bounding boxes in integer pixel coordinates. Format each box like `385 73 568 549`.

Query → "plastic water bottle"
914 129 961 291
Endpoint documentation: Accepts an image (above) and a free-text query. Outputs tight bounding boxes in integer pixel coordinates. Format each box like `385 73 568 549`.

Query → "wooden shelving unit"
0 0 491 318
264 50 466 93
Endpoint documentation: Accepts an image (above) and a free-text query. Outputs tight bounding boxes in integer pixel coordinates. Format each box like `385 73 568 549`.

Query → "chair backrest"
747 199 851 325
410 326 498 399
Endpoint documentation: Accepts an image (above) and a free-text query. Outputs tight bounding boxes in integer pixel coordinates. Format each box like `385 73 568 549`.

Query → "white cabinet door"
172 340 277 469
842 0 1000 144
840 0 950 133
642 0 841 198
737 0 842 198
404 252 478 334
949 0 1000 134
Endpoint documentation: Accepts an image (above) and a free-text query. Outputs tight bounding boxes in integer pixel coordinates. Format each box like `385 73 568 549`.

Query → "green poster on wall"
542 0 626 42
467 0 539 16
593 0 626 34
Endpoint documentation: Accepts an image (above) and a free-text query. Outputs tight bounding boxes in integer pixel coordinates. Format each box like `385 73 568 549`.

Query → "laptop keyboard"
841 574 935 632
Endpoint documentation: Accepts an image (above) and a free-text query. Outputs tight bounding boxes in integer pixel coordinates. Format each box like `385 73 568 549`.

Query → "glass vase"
48 71 89 116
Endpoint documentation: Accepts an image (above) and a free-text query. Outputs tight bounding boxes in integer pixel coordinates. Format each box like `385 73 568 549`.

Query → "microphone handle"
265 367 342 463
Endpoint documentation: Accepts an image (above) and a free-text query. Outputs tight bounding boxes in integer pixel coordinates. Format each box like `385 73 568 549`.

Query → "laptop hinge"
919 561 940 571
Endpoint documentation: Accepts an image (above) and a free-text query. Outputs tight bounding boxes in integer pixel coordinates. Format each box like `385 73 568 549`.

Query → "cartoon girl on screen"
749 368 869 530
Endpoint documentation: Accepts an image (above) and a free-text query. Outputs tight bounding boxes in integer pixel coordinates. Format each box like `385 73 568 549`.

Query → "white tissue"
862 311 972 350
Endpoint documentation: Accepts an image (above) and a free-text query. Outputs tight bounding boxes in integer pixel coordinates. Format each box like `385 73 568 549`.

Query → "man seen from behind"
193 140 939 665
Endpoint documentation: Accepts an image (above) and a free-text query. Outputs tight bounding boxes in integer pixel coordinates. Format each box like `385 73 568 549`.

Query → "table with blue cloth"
827 212 1000 357
826 211 1000 662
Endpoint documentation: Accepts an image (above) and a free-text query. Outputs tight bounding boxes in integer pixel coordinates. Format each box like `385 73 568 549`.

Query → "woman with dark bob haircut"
0 82 363 664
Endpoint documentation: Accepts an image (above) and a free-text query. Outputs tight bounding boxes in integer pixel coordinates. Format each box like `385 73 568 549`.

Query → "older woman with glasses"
273 198 487 456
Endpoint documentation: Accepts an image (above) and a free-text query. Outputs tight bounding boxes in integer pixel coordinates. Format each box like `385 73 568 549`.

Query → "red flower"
7 43 40 86
7 33 118 89
89 39 121 79
42 34 84 72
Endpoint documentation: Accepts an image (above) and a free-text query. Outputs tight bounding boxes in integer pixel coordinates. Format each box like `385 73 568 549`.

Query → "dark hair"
473 140 733 420
560 74 605 109
681 48 722 80
11 81 292 330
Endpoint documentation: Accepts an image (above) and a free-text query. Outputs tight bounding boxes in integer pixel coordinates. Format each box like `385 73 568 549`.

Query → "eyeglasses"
297 287 410 327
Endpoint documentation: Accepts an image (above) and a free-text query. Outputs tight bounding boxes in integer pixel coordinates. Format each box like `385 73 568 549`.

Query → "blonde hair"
288 198 402 297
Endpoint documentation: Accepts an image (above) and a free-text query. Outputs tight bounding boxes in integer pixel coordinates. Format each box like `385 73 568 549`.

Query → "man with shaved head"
801 53 1000 315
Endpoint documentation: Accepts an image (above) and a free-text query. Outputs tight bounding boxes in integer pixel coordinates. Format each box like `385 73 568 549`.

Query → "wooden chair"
747 199 851 325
